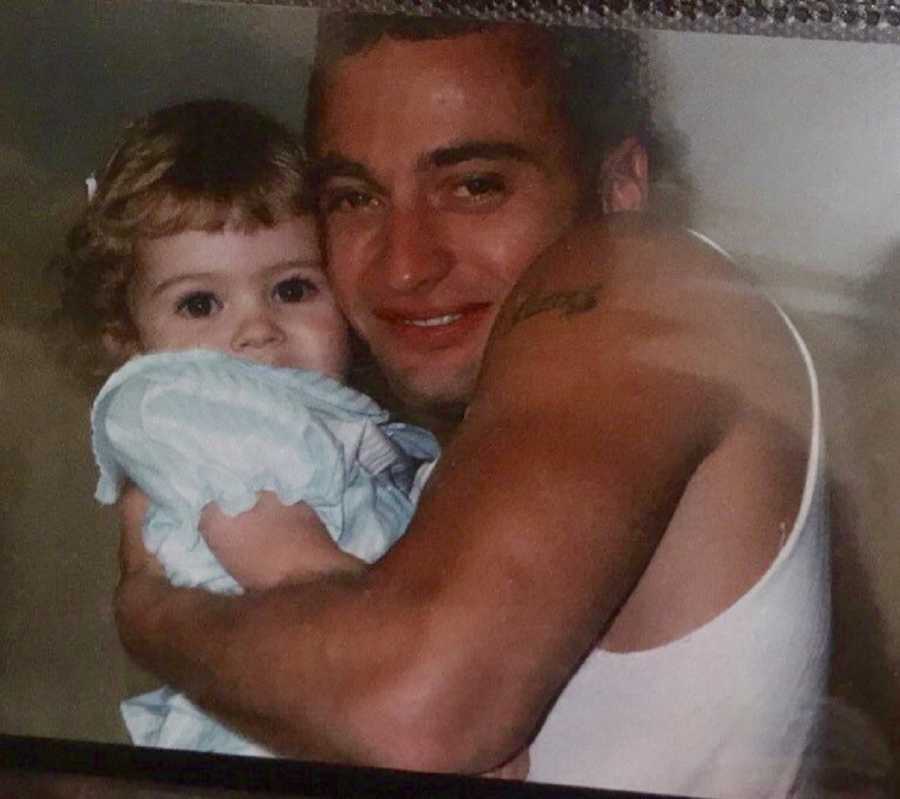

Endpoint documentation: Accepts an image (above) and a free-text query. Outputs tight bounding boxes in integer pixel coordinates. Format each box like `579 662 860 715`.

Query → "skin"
313 30 581 434
120 213 529 777
115 27 811 775
127 217 349 379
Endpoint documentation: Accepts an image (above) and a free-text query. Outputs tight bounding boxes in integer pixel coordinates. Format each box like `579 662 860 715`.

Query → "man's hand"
114 484 176 667
116 484 162 581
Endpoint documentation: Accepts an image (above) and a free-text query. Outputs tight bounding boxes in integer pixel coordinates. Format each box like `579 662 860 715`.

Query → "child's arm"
200 491 366 591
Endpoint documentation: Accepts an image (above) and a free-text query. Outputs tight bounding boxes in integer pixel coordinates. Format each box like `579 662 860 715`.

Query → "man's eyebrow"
310 142 535 186
310 155 381 189
426 141 535 169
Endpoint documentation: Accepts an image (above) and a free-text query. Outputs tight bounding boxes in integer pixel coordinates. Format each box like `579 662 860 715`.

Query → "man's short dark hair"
305 12 660 203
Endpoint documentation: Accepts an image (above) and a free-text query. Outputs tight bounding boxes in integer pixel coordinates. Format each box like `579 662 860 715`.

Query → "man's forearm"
114 567 507 770
115 575 259 733
116 568 383 759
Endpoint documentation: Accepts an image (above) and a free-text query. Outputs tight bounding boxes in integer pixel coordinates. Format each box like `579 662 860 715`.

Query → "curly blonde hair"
56 99 311 387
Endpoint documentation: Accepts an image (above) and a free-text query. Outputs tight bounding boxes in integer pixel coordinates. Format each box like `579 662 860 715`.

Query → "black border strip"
0 734 673 798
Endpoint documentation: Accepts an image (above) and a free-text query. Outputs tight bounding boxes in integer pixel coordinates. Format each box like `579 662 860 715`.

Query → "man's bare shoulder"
476 213 814 650
487 213 807 417
496 214 754 333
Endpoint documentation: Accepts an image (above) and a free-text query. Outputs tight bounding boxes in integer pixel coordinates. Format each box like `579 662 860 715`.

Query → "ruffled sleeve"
91 351 389 564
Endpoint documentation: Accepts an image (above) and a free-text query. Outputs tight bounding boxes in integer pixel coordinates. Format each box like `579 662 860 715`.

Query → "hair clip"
85 174 98 202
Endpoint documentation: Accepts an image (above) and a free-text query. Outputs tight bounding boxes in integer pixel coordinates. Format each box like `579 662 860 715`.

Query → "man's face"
313 27 580 413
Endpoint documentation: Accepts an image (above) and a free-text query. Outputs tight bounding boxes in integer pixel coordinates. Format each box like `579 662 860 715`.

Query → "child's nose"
231 309 286 353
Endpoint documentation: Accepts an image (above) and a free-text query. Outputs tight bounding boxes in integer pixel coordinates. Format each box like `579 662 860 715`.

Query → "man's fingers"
117 485 158 578
120 483 149 530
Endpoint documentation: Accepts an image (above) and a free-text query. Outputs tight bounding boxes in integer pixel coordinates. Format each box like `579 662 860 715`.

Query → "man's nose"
231 306 286 352
381 205 453 293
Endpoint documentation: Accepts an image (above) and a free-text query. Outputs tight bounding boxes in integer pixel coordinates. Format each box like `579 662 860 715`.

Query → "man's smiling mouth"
373 304 493 349
402 314 464 327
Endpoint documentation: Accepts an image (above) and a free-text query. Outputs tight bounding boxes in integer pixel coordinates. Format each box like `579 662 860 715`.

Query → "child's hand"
200 492 366 591
481 749 530 780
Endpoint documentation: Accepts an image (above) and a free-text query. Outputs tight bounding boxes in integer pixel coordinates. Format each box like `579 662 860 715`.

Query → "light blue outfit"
92 349 438 756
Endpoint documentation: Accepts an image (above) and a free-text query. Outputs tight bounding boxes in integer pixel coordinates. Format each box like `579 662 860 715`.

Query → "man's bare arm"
116 217 808 772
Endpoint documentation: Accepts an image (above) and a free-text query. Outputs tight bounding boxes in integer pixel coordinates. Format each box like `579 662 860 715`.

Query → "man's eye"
452 175 506 200
176 292 220 318
321 188 377 214
274 277 317 303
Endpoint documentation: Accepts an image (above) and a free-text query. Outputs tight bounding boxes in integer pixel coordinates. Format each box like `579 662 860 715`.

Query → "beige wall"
647 30 900 762
0 0 319 745
0 325 138 742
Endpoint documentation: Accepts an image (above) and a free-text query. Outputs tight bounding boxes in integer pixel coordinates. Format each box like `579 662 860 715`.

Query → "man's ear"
101 324 140 366
597 137 649 214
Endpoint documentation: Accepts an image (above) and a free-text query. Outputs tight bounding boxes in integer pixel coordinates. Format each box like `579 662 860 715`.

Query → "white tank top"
529 297 830 798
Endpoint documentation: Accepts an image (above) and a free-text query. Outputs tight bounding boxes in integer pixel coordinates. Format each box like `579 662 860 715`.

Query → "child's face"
127 216 350 380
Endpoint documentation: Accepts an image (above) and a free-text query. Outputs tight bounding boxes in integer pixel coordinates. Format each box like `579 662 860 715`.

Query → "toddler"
60 99 438 756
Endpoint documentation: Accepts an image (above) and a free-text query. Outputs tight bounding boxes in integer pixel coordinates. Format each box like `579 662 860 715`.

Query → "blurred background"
1 0 897 786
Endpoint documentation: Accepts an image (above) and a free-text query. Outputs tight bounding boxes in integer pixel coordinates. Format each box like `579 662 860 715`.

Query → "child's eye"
176 292 220 318
274 277 317 303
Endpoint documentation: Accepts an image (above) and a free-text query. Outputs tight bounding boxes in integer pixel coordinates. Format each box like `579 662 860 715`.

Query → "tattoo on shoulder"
509 284 602 329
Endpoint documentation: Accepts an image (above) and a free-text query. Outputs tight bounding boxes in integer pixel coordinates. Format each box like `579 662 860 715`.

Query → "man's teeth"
404 314 462 327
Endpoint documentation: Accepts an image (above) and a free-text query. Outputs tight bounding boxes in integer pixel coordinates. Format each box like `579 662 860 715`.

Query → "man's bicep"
373 372 710 749
440 218 806 654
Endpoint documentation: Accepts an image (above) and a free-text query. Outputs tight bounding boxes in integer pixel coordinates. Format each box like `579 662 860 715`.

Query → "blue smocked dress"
92 350 438 755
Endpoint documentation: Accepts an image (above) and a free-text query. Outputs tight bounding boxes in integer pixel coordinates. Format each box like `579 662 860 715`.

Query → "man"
115 13 829 797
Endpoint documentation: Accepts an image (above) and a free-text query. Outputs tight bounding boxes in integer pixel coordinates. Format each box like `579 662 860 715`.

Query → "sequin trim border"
176 0 900 42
